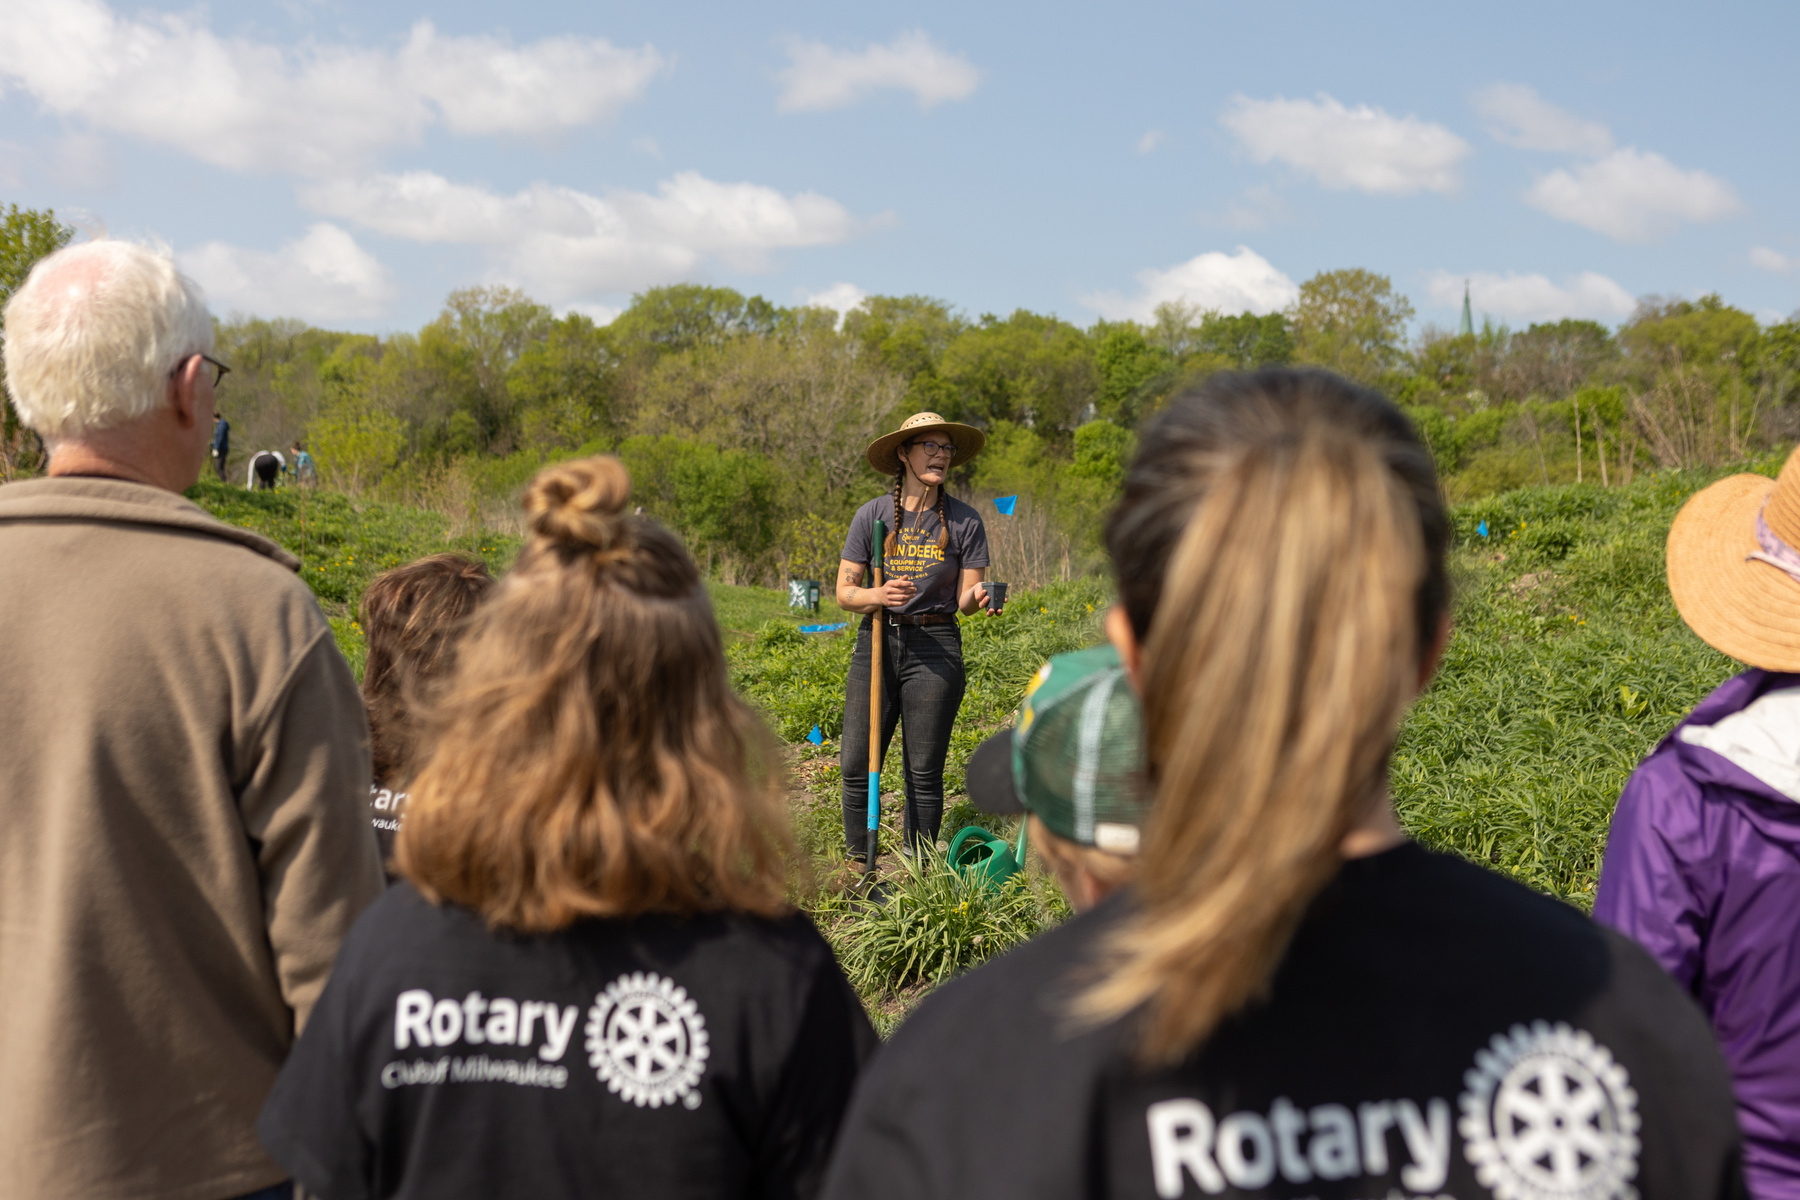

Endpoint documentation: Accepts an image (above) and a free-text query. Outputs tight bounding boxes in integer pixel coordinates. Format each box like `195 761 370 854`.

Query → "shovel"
863 517 886 883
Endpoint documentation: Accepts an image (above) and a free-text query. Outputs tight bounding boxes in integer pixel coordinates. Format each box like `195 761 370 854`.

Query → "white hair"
2 240 214 440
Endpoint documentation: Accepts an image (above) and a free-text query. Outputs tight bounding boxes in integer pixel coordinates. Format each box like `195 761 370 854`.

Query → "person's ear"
1418 612 1453 693
1105 605 1143 693
168 356 203 431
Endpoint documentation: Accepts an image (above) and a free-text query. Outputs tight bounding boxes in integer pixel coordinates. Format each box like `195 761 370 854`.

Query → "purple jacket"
1596 669 1800 1200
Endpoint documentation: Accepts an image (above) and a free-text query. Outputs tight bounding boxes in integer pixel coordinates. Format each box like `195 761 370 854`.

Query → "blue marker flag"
799 622 847 634
1477 519 1489 538
993 495 1018 516
807 725 824 745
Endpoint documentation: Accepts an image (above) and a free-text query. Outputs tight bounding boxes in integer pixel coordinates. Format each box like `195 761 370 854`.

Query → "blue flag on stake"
994 495 1018 516
807 725 824 746
799 622 847 634
1477 519 1489 538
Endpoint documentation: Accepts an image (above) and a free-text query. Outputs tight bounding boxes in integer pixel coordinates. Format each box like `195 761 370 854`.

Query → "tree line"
4 204 1799 585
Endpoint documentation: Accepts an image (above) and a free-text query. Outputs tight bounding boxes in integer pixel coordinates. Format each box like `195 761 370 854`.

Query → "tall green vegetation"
192 269 1798 587
0 205 75 479
6 194 1798 587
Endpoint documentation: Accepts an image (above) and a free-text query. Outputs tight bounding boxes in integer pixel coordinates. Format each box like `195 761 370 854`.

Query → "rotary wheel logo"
585 972 709 1109
1459 1021 1640 1200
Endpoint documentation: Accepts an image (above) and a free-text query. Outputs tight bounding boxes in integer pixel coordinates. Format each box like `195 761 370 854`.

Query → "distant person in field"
359 554 495 872
289 439 316 486
0 239 383 1200
259 456 876 1199
1596 448 1800 1200
248 447 284 490
822 369 1746 1200
211 409 230 479
963 644 1146 911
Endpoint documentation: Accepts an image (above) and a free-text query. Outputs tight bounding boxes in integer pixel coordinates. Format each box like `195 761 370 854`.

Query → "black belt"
877 612 957 626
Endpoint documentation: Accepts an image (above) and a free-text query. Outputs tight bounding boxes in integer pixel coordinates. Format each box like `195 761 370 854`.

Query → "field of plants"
187 462 1764 1028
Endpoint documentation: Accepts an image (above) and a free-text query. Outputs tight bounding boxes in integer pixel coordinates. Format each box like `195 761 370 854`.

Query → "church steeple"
1459 280 1474 338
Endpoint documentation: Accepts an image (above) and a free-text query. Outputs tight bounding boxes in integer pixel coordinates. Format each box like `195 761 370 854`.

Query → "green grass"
1393 466 1761 906
191 466 1771 1023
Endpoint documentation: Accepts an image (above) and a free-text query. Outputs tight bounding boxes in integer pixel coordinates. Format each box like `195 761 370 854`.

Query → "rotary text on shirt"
394 989 579 1062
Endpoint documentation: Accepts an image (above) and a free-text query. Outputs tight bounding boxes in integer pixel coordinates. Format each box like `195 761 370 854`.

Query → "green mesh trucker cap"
965 643 1147 854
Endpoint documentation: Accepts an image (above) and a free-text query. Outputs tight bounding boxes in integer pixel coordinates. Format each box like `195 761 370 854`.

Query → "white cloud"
179 224 395 321
1424 269 1634 324
1137 129 1165 154
1081 247 1298 323
0 0 662 176
1751 246 1797 273
1471 84 1613 156
802 282 868 323
1525 148 1741 241
777 31 978 112
1220 93 1469 196
301 170 861 301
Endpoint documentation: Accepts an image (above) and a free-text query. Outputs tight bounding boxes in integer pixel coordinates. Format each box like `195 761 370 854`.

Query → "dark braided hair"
883 442 956 558
883 464 904 557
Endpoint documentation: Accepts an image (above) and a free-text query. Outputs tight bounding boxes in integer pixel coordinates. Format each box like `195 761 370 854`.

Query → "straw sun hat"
1667 445 1800 671
865 411 985 474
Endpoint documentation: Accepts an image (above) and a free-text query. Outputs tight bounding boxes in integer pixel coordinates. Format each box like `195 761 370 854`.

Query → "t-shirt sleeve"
957 506 990 571
257 943 376 1200
1592 757 1717 991
840 503 874 568
753 949 879 1200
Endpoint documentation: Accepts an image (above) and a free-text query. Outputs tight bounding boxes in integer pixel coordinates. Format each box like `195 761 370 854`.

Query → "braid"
884 465 903 557
935 485 950 551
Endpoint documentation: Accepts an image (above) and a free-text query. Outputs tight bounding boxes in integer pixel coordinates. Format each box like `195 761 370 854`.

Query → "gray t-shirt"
841 494 991 616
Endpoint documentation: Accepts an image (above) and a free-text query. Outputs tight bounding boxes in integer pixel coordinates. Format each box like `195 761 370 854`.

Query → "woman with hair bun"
822 370 1746 1200
259 456 876 1200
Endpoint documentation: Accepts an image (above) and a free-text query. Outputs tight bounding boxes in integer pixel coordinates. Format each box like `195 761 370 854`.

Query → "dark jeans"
213 451 228 481
840 617 965 857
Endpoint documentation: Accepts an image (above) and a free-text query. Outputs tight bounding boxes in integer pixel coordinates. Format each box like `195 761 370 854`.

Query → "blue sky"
3 0 1796 334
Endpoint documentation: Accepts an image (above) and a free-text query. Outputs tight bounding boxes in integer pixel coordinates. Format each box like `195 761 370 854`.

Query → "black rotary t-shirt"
259 884 877 1200
819 842 1746 1200
841 494 989 617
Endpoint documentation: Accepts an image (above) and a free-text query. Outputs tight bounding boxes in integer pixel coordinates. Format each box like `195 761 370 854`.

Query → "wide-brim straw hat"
865 412 986 474
1667 445 1800 670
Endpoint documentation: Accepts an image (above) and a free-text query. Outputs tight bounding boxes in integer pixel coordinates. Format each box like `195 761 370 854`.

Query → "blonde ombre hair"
396 456 793 930
1085 369 1449 1063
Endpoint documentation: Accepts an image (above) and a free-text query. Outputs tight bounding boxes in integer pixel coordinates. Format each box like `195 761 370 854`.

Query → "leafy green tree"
616 434 779 580
419 287 552 455
1194 311 1294 369
508 313 617 450
1092 324 1174 426
1502 319 1615 401
1 205 74 478
1289 269 1414 385
938 310 1098 434
307 351 408 493
609 284 782 359
842 294 967 414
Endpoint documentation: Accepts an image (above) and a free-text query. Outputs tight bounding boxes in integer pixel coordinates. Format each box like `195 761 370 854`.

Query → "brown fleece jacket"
0 477 385 1200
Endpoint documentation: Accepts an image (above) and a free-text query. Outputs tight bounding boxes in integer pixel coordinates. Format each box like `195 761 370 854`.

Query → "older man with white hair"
0 241 383 1200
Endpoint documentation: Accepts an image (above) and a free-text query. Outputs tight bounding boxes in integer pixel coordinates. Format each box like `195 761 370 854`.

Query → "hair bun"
525 456 633 552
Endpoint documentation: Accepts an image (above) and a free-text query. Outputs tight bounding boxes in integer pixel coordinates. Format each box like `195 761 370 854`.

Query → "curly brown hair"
395 455 794 930
359 554 495 786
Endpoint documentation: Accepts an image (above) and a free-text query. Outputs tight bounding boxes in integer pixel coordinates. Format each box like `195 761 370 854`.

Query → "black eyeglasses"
908 439 956 459
171 353 231 388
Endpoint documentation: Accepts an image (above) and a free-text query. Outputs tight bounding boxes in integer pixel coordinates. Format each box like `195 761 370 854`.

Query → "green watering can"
947 820 1029 888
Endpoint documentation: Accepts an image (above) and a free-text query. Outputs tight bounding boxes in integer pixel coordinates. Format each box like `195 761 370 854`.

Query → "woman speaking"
836 412 998 865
